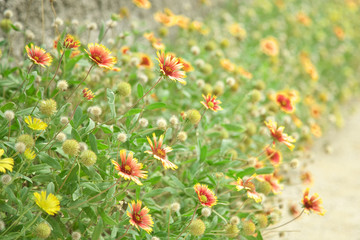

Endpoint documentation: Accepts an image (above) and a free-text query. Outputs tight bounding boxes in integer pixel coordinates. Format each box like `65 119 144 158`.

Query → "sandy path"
267 105 360 240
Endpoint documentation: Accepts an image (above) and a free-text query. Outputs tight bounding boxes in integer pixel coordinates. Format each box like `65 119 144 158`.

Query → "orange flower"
111 150 147 185
85 43 117 69
132 0 151 9
154 8 177 27
201 94 223 112
63 34 80 49
265 147 282 166
83 88 95 100
275 92 295 113
220 58 236 72
265 119 296 150
228 23 247 40
310 123 322 137
333 26 345 40
296 12 312 26
138 53 154 69
302 188 325 215
127 200 154 233
233 175 261 202
301 171 313 185
257 174 283 194
236 66 253 79
143 32 165 50
25 44 52 67
175 15 190 29
121 46 130 55
260 37 279 57
144 133 177 170
177 57 194 72
194 183 217 207
157 51 186 84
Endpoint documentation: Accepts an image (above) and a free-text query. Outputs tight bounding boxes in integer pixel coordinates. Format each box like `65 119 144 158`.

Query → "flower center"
164 66 174 75
156 148 166 159
95 56 102 63
122 165 132 174
134 213 142 223
244 182 255 192
208 102 214 108
200 195 208 203
34 56 39 61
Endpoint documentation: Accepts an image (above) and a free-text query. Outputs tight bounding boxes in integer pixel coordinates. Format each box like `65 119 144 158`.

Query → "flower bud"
117 81 132 97
241 220 255 236
56 132 67 142
156 118 167 130
117 133 127 143
79 142 88 152
255 214 268 228
177 131 188 142
60 116 69 125
187 109 201 125
15 142 26 153
230 216 240 225
62 139 80 156
4 110 15 121
40 99 57 116
57 80 68 91
189 219 206 236
1 174 12 185
89 106 102 117
71 231 81 240
201 207 211 217
169 115 178 126
139 118 148 128
80 150 97 167
17 134 34 148
170 202 180 212
34 222 51 239
225 224 240 238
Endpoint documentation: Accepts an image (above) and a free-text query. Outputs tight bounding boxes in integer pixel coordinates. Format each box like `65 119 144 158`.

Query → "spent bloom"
194 183 217 207
233 175 261 203
0 149 14 173
85 43 117 69
25 44 52 67
265 147 282 166
264 119 296 150
145 133 177 170
25 116 48 131
302 188 325 215
157 51 186 84
127 200 154 233
34 191 60 215
111 150 147 185
201 94 223 112
83 88 95 100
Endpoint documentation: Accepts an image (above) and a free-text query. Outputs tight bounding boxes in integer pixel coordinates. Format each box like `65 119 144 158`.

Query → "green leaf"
146 102 166 110
221 123 245 132
89 134 98 154
39 152 61 170
46 182 55 194
91 218 104 240
83 206 97 222
98 23 105 41
98 207 117 225
124 108 142 117
72 106 83 128
169 175 186 189
137 83 144 98
256 167 274 175
71 128 81 141
236 167 256 178
82 182 100 192
106 88 116 119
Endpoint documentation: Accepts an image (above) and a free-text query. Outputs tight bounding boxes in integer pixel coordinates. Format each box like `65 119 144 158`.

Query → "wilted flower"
111 150 147 185
194 183 217 207
265 147 282 166
25 44 52 67
127 200 154 233
63 34 80 49
34 191 60 215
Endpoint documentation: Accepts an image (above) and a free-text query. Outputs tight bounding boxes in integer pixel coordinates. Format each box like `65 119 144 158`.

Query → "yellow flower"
24 148 36 160
25 116 48 131
34 191 60 215
0 149 14 173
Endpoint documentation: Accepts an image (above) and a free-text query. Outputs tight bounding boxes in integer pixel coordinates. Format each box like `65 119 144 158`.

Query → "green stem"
57 158 77 194
175 204 199 240
117 224 131 240
14 212 41 240
66 64 95 101
266 209 305 231
1 205 34 236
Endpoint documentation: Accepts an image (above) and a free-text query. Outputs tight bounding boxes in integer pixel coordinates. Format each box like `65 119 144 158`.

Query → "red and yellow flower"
201 94 223 112
302 188 325 215
85 43 117 69
157 51 186 84
138 53 154 69
233 175 261 203
83 88 95 100
111 150 147 185
127 200 154 233
63 34 80 49
194 183 217 207
265 147 282 166
143 32 165 50
220 58 236 72
133 0 151 9
275 92 296 113
144 133 177 170
264 119 296 150
177 57 194 72
25 44 52 67
154 8 177 27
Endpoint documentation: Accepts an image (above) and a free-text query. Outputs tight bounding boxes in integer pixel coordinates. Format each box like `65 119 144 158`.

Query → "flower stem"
130 76 162 109
14 212 41 240
266 209 305 231
57 157 77 194
1 205 34 236
7 63 34 103
175 204 199 240
117 224 131 240
66 64 95 101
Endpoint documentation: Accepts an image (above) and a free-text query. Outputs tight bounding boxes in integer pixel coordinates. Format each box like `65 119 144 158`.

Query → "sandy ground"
267 105 360 240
